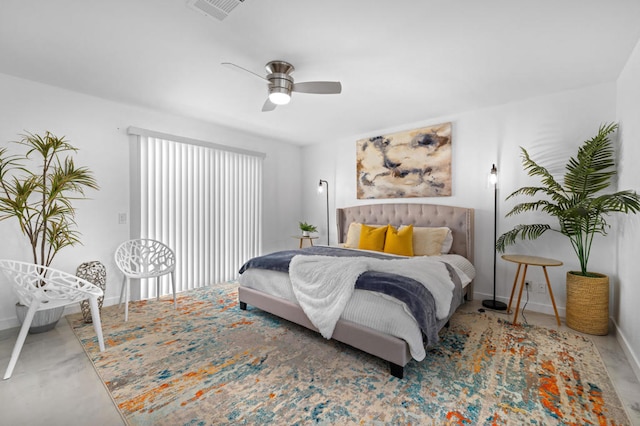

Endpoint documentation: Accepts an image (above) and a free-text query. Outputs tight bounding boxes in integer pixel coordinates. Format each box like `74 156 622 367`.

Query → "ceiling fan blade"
262 98 277 112
292 81 342 94
221 62 268 82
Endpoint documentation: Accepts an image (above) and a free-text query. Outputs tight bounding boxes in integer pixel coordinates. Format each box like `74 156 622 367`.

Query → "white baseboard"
612 318 640 383
0 316 19 331
474 291 566 318
0 296 122 332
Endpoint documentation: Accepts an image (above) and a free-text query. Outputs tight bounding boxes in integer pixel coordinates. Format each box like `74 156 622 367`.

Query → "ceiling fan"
221 60 342 112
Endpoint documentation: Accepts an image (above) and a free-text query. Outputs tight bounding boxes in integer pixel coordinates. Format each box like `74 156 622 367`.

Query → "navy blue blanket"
239 246 462 346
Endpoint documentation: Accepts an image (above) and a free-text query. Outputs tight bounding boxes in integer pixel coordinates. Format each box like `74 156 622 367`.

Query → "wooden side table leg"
513 264 528 325
310 238 314 247
507 263 522 314
542 266 561 326
299 239 303 249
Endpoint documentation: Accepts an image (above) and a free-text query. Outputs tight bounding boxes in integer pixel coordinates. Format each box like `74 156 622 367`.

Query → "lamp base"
482 299 507 311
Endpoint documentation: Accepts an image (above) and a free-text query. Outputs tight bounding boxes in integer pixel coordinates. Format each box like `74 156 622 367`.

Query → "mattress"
239 253 475 361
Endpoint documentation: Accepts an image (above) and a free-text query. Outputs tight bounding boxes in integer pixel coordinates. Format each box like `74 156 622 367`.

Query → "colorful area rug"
69 282 630 425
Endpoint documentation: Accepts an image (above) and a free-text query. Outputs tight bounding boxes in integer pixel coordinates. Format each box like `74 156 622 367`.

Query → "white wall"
0 73 302 330
301 83 617 316
616 38 640 379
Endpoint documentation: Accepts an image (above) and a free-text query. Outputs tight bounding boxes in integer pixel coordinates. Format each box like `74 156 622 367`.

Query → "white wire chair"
114 239 176 322
0 259 106 380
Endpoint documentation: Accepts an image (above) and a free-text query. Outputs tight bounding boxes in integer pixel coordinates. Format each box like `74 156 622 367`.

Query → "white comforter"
238 252 475 361
289 255 454 339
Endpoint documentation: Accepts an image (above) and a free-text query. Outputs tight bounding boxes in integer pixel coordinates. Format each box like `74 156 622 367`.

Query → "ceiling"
1 0 639 146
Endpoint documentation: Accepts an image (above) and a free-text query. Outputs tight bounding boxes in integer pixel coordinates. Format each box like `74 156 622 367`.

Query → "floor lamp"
318 179 329 245
482 164 507 311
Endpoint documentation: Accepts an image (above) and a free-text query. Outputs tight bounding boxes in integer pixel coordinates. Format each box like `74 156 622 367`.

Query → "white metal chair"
0 259 106 380
114 239 176 322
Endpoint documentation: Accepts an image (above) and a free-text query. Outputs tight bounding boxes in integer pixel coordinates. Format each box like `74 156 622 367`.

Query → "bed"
238 203 475 378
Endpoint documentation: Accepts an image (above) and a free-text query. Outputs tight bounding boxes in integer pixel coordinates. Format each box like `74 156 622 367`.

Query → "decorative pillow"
384 224 414 256
441 228 453 253
411 226 451 256
343 222 363 248
358 224 388 252
344 223 386 248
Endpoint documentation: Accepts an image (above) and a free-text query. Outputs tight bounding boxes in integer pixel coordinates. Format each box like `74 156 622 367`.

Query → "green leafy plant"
496 123 640 277
298 221 318 233
0 132 99 268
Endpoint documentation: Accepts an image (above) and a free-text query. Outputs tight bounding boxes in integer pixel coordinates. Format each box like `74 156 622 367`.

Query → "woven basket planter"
566 271 609 335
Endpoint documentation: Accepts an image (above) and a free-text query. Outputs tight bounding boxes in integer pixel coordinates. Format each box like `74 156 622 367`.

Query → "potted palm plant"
496 123 640 335
0 131 98 332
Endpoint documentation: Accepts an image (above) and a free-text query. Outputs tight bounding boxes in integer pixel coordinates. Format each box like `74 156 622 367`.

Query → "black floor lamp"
482 164 507 311
318 179 329 245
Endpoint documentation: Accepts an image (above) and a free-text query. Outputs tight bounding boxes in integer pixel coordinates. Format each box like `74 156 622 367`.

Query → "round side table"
502 254 562 326
293 236 318 248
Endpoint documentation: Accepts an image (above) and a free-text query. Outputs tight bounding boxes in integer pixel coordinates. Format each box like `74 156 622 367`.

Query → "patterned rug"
68 282 630 425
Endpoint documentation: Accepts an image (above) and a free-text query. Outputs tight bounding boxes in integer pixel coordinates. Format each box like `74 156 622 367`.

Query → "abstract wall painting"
356 122 452 199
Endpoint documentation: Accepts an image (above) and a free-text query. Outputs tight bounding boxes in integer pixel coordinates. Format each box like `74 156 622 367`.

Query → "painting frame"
356 122 452 199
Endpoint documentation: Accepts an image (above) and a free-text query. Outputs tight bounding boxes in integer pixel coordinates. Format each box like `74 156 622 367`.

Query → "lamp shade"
268 90 290 105
488 164 498 186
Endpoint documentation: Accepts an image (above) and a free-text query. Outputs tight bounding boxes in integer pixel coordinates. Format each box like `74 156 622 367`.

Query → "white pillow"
441 228 453 253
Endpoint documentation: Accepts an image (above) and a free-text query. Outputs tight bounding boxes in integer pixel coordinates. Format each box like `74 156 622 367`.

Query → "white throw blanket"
289 255 455 339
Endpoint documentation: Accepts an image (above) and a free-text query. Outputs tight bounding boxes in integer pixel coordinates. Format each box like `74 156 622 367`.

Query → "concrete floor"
1 301 639 425
0 317 124 425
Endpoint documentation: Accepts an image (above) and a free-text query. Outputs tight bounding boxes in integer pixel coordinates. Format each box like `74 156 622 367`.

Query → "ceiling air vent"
187 0 245 21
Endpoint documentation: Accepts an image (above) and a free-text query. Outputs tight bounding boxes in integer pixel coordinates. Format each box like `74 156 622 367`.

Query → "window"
128 127 264 298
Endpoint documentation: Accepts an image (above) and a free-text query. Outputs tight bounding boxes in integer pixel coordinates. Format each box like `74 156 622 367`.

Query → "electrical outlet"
118 213 127 225
536 282 547 294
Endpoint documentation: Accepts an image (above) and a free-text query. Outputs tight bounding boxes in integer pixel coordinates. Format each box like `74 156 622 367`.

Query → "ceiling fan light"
268 91 290 105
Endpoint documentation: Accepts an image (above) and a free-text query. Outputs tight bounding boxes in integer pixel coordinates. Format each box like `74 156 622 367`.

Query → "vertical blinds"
130 128 263 299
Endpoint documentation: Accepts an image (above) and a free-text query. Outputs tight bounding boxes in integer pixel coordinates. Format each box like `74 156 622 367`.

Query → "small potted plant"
298 221 318 237
0 131 98 332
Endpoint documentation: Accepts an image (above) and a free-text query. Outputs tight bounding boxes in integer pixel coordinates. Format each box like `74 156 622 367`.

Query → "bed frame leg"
389 362 404 379
239 301 247 310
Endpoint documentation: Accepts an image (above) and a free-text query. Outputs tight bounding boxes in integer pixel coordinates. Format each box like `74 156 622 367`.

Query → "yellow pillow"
358 224 388 252
384 224 414 256
344 223 385 248
412 227 450 256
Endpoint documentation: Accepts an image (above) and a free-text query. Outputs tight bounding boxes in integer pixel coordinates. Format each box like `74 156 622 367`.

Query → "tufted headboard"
336 203 474 264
